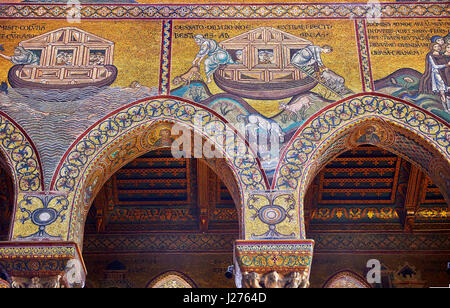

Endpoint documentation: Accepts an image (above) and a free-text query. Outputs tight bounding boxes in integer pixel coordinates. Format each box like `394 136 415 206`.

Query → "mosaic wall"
0 0 448 288
0 1 447 189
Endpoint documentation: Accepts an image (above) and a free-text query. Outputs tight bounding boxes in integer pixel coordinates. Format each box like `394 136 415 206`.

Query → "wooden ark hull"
8 64 118 90
213 71 318 100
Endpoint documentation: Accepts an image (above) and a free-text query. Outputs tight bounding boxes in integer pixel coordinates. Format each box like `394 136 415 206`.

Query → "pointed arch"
323 270 372 288
146 270 197 288
51 96 268 244
273 93 450 238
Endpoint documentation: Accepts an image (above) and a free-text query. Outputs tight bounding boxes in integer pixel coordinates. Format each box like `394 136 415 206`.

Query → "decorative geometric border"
355 19 374 92
273 93 450 238
0 3 448 19
0 111 43 193
0 242 78 260
82 232 450 254
0 241 86 278
159 19 172 95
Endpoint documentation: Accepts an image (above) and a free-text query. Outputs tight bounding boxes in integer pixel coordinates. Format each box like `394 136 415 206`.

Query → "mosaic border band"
0 242 78 259
81 232 450 254
0 3 448 19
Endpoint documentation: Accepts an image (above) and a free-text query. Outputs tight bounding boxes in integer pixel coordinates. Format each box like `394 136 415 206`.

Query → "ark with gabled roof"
8 27 117 90
213 27 319 100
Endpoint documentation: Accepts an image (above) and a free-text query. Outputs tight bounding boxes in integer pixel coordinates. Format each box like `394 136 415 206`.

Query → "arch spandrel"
273 94 450 238
0 112 46 241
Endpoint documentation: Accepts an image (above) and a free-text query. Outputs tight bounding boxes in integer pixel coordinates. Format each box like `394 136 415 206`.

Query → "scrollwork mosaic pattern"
0 3 448 19
274 94 449 238
246 191 297 240
323 271 372 288
0 112 42 192
235 240 314 275
13 194 69 241
275 94 450 191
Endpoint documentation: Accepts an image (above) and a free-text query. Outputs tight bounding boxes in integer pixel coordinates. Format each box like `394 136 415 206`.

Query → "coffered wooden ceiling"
1 146 446 238
85 148 238 233
304 145 449 232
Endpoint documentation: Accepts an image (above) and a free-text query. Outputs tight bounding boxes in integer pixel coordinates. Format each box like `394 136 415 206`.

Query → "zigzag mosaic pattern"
0 3 448 19
159 20 172 95
82 232 450 253
355 19 374 92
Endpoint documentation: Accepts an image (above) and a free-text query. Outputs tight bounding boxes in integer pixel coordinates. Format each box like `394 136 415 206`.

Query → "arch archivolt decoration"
0 278 10 288
147 271 197 288
323 270 372 288
274 94 450 238
43 97 267 244
0 111 42 193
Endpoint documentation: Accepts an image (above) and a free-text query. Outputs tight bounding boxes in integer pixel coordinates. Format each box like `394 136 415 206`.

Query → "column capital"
0 241 86 288
234 239 314 288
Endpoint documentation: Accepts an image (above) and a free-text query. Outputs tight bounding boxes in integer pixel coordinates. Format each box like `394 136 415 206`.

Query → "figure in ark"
192 34 234 84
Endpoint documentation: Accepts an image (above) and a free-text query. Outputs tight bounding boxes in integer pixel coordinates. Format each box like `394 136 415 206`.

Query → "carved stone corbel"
284 271 310 288
241 272 262 288
0 242 86 288
234 240 314 288
241 270 310 288
11 275 62 288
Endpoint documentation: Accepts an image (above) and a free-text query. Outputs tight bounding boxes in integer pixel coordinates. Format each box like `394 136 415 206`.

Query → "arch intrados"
302 126 450 206
86 147 244 232
76 122 250 241
200 157 243 225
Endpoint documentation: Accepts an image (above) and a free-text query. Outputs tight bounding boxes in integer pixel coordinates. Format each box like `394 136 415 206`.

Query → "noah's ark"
8 27 117 90
213 27 319 100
